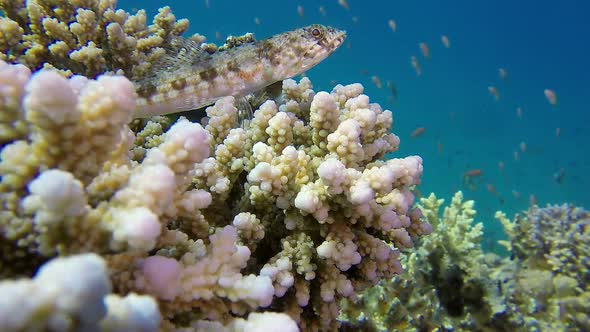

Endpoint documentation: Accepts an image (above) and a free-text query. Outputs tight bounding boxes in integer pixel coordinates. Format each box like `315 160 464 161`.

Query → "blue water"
119 0 590 252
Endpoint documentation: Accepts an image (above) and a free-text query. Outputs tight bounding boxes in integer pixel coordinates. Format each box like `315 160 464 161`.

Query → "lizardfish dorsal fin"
134 36 212 90
153 36 213 73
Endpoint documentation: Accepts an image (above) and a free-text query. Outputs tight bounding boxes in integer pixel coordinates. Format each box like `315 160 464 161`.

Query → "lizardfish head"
266 24 346 80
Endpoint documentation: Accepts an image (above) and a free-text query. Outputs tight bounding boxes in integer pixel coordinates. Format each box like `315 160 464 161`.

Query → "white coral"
0 254 160 332
24 70 78 125
144 118 211 175
101 293 160 332
22 169 88 225
317 158 347 194
139 226 275 308
110 207 161 251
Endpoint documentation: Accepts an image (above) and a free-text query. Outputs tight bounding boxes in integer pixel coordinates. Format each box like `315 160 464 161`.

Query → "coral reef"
340 191 503 331
0 53 430 331
0 0 194 79
340 192 589 331
495 204 590 331
2 1 585 331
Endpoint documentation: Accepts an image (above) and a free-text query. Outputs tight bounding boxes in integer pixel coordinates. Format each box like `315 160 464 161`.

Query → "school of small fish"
419 42 430 59
388 19 397 32
441 35 450 48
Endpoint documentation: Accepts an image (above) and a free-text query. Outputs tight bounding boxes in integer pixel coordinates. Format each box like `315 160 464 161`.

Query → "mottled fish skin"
133 24 346 118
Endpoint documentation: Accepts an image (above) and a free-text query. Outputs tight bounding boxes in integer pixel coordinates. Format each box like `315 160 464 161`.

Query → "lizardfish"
133 24 346 118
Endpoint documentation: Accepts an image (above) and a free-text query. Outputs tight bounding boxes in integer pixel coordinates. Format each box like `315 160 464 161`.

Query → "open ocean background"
119 0 590 254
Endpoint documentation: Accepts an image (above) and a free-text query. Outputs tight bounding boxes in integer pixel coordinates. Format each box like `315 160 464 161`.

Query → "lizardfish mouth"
327 29 347 50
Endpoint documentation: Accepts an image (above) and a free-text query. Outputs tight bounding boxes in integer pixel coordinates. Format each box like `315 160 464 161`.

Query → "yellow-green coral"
342 194 590 332
0 61 29 144
495 204 590 331
0 0 190 79
340 191 498 331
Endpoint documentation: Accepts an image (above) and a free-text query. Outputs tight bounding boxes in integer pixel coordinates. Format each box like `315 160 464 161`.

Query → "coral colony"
0 1 587 331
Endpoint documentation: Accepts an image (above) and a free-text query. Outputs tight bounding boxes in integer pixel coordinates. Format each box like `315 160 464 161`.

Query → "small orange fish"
411 56 422 76
419 42 430 58
441 35 450 48
388 19 397 32
516 107 523 119
371 75 382 89
411 127 426 138
319 6 327 16
498 161 504 172
519 141 527 153
488 86 499 101
464 169 483 178
499 68 507 80
338 0 350 10
486 183 497 195
297 5 304 17
514 151 519 161
544 89 557 105
556 127 561 137
553 168 566 184
463 169 483 189
386 81 398 100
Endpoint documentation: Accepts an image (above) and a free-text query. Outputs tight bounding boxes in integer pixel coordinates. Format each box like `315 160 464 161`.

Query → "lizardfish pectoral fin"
234 95 253 128
263 67 275 82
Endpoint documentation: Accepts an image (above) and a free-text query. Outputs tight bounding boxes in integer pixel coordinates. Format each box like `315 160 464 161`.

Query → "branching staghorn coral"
0 58 431 331
0 0 193 79
340 191 504 331
341 193 590 332
495 204 590 331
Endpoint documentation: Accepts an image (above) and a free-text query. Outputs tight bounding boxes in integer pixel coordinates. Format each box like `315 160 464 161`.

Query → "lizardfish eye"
311 27 322 38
